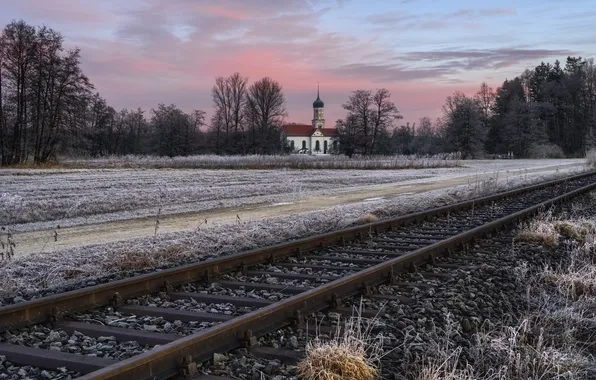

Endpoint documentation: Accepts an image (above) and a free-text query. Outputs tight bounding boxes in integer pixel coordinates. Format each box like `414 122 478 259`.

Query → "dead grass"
415 313 589 380
298 301 385 380
101 245 187 272
414 341 477 380
516 211 596 248
517 212 560 247
542 265 596 299
554 220 596 243
61 154 462 170
354 213 380 225
417 210 596 380
471 317 587 380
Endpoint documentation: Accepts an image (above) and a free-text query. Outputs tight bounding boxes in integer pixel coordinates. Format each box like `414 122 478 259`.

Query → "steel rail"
0 170 594 333
77 174 596 380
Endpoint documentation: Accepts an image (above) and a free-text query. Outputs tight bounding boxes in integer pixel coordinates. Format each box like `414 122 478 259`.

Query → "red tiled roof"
282 124 313 137
283 124 339 138
321 128 339 137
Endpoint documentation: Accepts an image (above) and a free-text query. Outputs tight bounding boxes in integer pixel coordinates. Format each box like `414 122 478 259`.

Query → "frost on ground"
0 167 588 299
414 200 596 380
0 168 432 227
0 158 585 231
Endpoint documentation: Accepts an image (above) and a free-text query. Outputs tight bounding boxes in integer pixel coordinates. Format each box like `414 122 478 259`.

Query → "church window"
315 141 320 151
290 141 295 150
324 140 328 154
302 140 306 149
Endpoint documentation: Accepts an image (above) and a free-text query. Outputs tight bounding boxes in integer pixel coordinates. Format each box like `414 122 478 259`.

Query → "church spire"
313 83 324 109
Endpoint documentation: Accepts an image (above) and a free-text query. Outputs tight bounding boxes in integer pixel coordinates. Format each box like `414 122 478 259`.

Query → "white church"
282 88 338 155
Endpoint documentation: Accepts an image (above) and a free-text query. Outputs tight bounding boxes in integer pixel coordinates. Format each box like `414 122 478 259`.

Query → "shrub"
528 143 565 159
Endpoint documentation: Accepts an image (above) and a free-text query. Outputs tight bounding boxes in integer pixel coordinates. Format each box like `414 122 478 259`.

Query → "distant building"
282 87 338 154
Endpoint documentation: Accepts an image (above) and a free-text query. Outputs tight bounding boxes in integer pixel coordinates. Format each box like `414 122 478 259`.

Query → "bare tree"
0 31 5 164
475 82 495 129
1 20 37 164
342 90 372 155
211 72 248 154
339 88 400 155
371 88 401 154
245 77 287 154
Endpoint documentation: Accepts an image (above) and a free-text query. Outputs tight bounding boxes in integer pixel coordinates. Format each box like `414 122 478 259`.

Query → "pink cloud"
10 0 560 128
198 6 249 20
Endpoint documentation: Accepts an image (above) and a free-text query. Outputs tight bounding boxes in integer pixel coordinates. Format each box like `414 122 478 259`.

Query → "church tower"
312 85 325 130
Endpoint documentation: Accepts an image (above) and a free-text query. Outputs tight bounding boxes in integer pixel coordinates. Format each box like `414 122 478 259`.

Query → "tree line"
1 19 595 165
433 57 596 158
0 20 289 165
335 57 596 158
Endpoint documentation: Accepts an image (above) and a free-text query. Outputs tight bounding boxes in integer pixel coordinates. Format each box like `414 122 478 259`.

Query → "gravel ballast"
200 193 596 379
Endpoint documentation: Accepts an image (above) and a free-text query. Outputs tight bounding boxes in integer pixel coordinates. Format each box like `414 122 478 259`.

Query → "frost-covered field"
0 159 585 232
0 159 590 298
1 169 434 229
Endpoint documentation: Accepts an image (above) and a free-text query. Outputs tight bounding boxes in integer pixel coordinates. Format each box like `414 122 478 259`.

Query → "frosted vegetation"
0 159 585 230
0 168 434 228
0 167 587 296
62 154 462 170
587 148 596 168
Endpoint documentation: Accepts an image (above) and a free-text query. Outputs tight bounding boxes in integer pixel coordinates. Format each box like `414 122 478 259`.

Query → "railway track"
1 171 595 380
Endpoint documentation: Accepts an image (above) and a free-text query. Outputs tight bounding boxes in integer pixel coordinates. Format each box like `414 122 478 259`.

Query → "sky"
1 0 594 126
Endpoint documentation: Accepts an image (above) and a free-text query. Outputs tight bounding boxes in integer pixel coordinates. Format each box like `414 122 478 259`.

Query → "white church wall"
312 136 334 155
285 136 335 154
286 136 310 152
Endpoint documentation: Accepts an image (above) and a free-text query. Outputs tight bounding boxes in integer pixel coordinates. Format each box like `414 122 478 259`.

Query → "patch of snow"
269 202 294 207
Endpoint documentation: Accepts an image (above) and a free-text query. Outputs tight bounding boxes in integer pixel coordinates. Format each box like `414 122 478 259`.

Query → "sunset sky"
1 0 594 126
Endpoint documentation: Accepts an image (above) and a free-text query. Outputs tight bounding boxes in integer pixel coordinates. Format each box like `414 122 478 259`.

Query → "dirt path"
11 162 584 256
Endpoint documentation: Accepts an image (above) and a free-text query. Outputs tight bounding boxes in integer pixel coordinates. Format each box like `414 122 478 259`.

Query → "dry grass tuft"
369 209 390 219
516 212 596 248
298 343 378 380
356 213 379 224
298 301 384 380
553 219 596 243
542 265 596 300
517 216 560 247
102 245 187 272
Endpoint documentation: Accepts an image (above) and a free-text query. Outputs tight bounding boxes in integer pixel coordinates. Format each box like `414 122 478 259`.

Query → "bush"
528 144 565 159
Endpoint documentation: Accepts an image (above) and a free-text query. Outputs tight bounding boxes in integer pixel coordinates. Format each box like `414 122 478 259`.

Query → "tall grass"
587 148 596 169
298 300 386 380
62 153 462 170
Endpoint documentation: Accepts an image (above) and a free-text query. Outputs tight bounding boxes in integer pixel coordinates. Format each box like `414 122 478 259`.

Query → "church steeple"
312 84 325 129
313 84 324 108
